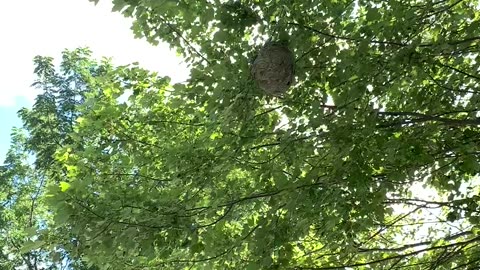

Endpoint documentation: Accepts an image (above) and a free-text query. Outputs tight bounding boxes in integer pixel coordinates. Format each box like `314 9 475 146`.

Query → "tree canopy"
2 0 480 269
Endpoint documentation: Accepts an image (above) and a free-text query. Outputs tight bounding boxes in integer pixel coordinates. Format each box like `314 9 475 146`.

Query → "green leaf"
190 242 205 254
112 0 126 12
59 181 71 192
24 227 37 236
213 31 228 43
20 240 45 254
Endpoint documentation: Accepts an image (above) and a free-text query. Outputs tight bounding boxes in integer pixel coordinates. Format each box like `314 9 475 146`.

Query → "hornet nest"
251 42 294 97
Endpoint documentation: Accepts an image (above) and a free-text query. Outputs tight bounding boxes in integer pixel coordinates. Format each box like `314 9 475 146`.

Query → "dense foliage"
2 0 480 269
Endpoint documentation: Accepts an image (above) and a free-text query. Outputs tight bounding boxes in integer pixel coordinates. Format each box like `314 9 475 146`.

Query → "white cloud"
0 0 189 107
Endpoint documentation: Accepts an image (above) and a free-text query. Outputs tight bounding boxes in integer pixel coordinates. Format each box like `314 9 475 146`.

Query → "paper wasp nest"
251 42 294 97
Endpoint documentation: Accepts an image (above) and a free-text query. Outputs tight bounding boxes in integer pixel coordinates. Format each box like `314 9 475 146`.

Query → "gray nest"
251 42 294 97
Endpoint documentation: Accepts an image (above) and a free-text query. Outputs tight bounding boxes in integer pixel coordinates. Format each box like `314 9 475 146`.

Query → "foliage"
2 0 480 269
0 48 103 269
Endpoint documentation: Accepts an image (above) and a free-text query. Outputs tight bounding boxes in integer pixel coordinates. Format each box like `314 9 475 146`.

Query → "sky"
0 0 189 163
